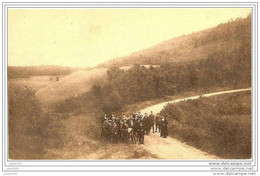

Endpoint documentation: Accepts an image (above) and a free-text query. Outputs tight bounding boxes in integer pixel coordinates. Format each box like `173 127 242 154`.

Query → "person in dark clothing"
143 114 149 135
133 115 139 138
136 120 145 144
121 120 129 143
149 111 156 133
156 114 162 132
160 116 168 138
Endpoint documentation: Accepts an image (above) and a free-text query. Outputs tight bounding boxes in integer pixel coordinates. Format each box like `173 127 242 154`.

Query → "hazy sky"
8 8 251 67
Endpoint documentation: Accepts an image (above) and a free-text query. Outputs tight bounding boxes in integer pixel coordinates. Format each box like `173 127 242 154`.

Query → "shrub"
160 92 251 159
9 85 45 159
8 85 69 159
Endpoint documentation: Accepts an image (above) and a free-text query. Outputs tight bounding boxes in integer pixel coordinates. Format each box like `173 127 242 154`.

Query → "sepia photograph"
7 7 252 162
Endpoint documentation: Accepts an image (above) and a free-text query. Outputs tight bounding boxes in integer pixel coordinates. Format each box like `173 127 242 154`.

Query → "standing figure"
160 116 168 138
149 111 155 133
156 114 162 132
143 114 149 135
138 112 141 118
136 120 145 144
121 119 129 143
133 115 139 137
128 117 136 144
114 116 121 140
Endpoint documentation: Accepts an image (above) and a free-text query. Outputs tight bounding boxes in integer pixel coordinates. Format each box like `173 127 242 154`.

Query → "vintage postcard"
2 1 258 175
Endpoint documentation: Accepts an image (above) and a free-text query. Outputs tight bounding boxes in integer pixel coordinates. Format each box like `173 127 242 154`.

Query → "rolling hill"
98 15 251 68
36 14 251 105
35 65 158 104
35 68 107 104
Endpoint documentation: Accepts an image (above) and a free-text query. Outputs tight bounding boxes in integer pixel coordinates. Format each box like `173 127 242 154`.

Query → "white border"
1 1 258 174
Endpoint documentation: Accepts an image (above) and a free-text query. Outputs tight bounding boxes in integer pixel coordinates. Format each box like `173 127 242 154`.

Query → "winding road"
45 87 251 159
138 87 251 159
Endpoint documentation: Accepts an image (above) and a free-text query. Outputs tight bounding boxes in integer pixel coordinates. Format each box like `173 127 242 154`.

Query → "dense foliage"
8 85 44 159
8 85 68 159
160 91 251 159
54 49 250 115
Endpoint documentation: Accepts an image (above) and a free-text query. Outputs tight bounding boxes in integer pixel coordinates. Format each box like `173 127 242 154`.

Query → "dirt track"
139 87 251 115
45 87 251 159
142 133 219 159
138 87 251 159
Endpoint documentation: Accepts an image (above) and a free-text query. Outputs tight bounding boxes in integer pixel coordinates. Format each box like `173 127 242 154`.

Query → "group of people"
101 111 168 144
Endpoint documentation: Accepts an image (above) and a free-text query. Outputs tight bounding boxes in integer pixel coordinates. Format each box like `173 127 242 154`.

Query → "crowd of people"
101 111 168 144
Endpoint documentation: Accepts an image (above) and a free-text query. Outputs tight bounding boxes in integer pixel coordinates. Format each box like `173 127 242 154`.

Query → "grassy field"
8 75 64 92
160 91 251 159
36 68 107 105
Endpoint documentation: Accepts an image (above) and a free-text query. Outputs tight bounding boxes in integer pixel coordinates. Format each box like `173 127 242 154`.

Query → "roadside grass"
44 114 158 159
160 91 251 159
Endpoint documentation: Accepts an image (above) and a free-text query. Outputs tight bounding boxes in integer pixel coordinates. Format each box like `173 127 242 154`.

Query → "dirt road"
138 87 251 159
139 87 251 114
45 87 251 159
142 133 219 159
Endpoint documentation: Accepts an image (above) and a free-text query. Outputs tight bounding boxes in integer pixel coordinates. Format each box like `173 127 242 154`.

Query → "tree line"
54 40 251 115
8 65 84 78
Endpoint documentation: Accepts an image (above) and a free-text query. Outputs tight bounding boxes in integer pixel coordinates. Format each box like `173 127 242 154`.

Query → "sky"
8 8 251 68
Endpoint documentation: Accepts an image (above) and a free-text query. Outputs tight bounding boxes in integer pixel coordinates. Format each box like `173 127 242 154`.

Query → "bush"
160 92 251 159
9 85 45 159
8 85 69 159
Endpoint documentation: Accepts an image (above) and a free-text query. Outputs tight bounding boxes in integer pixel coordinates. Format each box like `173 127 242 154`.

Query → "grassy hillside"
98 15 251 68
35 66 146 105
160 91 251 159
52 15 251 118
36 68 107 104
21 15 251 106
8 75 65 92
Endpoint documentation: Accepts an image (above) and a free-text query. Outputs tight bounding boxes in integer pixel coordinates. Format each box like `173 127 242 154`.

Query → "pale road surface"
139 88 251 114
139 87 251 159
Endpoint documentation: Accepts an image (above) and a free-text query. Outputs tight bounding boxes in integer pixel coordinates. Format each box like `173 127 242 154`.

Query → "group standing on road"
101 111 168 144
